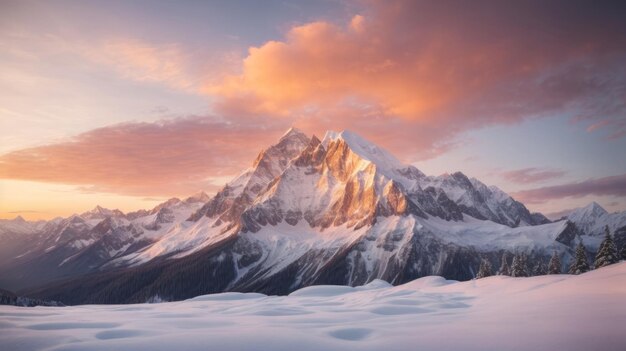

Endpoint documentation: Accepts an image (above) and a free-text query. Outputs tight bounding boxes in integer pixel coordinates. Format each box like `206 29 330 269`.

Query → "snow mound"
1 263 625 351
398 275 458 289
289 285 356 297
358 279 393 290
187 292 266 301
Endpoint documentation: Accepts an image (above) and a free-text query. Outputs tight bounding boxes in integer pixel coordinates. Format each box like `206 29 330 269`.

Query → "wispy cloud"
513 174 626 204
78 38 241 95
499 168 566 184
85 39 198 92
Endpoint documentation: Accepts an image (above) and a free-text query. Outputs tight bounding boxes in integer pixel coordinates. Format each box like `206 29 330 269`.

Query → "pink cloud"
513 174 626 204
0 117 288 197
500 168 566 184
586 120 611 133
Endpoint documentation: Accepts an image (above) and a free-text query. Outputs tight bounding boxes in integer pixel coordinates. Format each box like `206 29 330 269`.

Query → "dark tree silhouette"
569 241 590 275
547 251 562 274
594 226 619 269
476 259 493 279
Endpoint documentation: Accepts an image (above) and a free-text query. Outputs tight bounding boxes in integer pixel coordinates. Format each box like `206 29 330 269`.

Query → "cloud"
86 39 198 92
0 116 288 197
513 174 626 204
206 0 626 160
2 1 625 200
499 168 566 184
77 38 242 95
5 210 47 214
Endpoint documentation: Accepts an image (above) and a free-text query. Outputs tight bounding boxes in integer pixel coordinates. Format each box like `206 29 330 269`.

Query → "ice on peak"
83 205 124 218
584 201 607 214
322 129 405 173
185 191 210 203
486 184 512 202
280 127 308 140
157 197 182 208
570 202 607 219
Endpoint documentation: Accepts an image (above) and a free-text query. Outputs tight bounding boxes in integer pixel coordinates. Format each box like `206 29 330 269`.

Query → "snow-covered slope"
0 195 208 290
3 263 625 351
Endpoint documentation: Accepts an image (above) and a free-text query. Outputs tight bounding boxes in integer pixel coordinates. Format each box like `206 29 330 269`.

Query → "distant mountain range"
1 128 624 304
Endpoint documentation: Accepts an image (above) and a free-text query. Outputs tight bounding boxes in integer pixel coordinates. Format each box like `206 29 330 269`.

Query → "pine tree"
498 252 510 276
594 226 619 268
547 251 562 274
569 241 590 275
532 258 547 276
476 259 493 279
621 245 626 261
511 253 529 277
521 253 530 276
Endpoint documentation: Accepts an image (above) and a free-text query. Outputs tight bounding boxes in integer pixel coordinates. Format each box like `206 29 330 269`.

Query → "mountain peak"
185 191 210 203
322 130 404 174
571 202 607 219
280 127 307 140
81 205 125 219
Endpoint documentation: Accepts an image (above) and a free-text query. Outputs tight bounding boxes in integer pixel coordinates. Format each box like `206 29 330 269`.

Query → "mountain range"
1 128 624 304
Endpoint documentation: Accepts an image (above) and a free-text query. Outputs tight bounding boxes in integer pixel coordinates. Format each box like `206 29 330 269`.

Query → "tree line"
476 225 625 279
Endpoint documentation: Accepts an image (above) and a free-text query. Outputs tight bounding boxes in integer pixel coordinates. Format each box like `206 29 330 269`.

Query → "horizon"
1 0 626 220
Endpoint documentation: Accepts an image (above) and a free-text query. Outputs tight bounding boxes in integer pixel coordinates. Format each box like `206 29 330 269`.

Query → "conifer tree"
498 252 510 276
569 241 590 275
476 259 493 279
621 245 626 261
594 226 619 268
532 258 547 276
547 251 562 274
511 253 529 277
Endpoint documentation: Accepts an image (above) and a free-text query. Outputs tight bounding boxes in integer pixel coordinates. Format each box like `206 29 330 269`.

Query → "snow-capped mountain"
0 195 208 290
2 128 624 304
80 205 126 221
567 202 626 236
563 202 626 251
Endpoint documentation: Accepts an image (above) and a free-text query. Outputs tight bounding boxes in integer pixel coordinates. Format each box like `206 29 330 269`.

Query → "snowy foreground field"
2 264 625 351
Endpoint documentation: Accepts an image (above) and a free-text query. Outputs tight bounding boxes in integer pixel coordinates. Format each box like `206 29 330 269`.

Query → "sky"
0 0 625 220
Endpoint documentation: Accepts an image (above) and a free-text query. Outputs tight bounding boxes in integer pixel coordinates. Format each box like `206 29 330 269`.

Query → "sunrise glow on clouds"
1 0 625 219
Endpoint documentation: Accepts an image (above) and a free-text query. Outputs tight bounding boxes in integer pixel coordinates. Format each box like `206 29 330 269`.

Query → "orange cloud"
207 0 626 160
0 117 286 197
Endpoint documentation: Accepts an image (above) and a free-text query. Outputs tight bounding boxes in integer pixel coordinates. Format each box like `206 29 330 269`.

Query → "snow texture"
1 262 625 351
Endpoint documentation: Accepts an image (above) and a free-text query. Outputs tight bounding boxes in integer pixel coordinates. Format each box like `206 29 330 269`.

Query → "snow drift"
1 262 625 351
